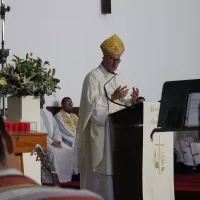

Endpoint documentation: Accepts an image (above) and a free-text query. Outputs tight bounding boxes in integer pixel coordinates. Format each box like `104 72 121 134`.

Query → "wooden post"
16 153 24 173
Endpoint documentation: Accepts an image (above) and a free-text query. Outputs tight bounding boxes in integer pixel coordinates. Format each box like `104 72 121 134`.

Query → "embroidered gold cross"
155 136 165 174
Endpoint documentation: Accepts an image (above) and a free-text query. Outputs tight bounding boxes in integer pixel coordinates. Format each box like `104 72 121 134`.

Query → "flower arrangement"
0 53 60 97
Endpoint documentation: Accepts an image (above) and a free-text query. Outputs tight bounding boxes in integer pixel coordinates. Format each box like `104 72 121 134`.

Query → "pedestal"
7 96 42 184
7 96 40 131
12 132 47 184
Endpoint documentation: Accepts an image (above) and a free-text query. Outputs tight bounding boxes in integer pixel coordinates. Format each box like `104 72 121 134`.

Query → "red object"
6 122 13 132
25 122 30 132
19 122 25 131
42 181 80 189
13 123 19 132
175 174 200 191
174 174 200 199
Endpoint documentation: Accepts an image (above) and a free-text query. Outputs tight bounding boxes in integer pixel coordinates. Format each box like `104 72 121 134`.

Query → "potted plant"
0 53 60 131
0 53 60 97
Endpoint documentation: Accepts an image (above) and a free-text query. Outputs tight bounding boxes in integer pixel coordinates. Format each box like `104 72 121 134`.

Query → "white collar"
0 169 22 177
99 64 118 76
65 112 71 118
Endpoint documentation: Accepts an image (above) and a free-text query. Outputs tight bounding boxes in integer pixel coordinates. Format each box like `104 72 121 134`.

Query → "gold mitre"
100 34 125 56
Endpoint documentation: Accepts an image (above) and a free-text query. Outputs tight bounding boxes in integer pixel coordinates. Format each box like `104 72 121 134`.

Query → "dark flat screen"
158 79 200 128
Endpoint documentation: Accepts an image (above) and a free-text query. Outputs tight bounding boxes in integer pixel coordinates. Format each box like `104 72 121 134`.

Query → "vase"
7 96 40 131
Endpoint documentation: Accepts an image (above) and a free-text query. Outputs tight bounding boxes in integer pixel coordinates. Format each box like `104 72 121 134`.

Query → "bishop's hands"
111 85 139 104
111 85 129 101
131 87 139 104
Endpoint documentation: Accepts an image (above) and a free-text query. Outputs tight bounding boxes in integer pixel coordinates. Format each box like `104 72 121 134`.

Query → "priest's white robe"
40 109 74 183
54 111 79 174
77 64 131 200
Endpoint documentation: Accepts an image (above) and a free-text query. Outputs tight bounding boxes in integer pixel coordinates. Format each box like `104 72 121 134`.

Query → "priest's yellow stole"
60 109 78 132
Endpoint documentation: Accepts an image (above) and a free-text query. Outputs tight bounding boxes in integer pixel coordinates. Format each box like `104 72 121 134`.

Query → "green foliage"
0 53 60 97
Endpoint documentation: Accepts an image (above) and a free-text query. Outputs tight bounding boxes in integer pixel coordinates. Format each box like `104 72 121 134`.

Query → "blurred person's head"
0 115 19 170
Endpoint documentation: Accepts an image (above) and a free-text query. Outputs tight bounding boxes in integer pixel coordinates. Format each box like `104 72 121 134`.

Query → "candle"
19 122 25 131
25 122 30 132
6 122 13 132
13 123 19 132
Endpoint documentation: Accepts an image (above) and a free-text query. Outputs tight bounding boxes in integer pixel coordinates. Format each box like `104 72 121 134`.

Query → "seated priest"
0 115 102 200
174 130 200 174
40 96 74 183
54 97 79 176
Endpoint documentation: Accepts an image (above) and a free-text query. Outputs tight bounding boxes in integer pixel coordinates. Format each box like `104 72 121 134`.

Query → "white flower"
0 77 7 86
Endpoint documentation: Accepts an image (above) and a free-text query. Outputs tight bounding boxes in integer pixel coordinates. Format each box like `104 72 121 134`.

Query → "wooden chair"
46 107 79 116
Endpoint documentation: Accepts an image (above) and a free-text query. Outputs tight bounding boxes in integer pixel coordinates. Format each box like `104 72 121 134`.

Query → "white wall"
4 0 200 106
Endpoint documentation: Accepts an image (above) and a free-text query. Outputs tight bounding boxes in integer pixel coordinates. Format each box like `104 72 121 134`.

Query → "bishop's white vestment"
77 64 131 200
55 110 79 174
40 108 74 183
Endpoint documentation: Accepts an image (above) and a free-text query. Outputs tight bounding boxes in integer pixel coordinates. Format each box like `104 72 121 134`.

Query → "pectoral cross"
101 0 111 14
155 136 165 174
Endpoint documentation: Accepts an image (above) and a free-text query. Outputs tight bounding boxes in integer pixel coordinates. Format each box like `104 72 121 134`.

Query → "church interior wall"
3 0 200 106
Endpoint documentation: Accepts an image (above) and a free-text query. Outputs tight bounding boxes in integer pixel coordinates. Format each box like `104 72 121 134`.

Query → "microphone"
103 74 132 108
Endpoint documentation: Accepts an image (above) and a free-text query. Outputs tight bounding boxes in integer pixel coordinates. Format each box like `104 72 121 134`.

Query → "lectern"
154 79 200 200
109 103 143 200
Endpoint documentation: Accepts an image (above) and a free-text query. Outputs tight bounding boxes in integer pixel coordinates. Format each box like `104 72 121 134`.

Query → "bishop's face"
103 55 121 73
